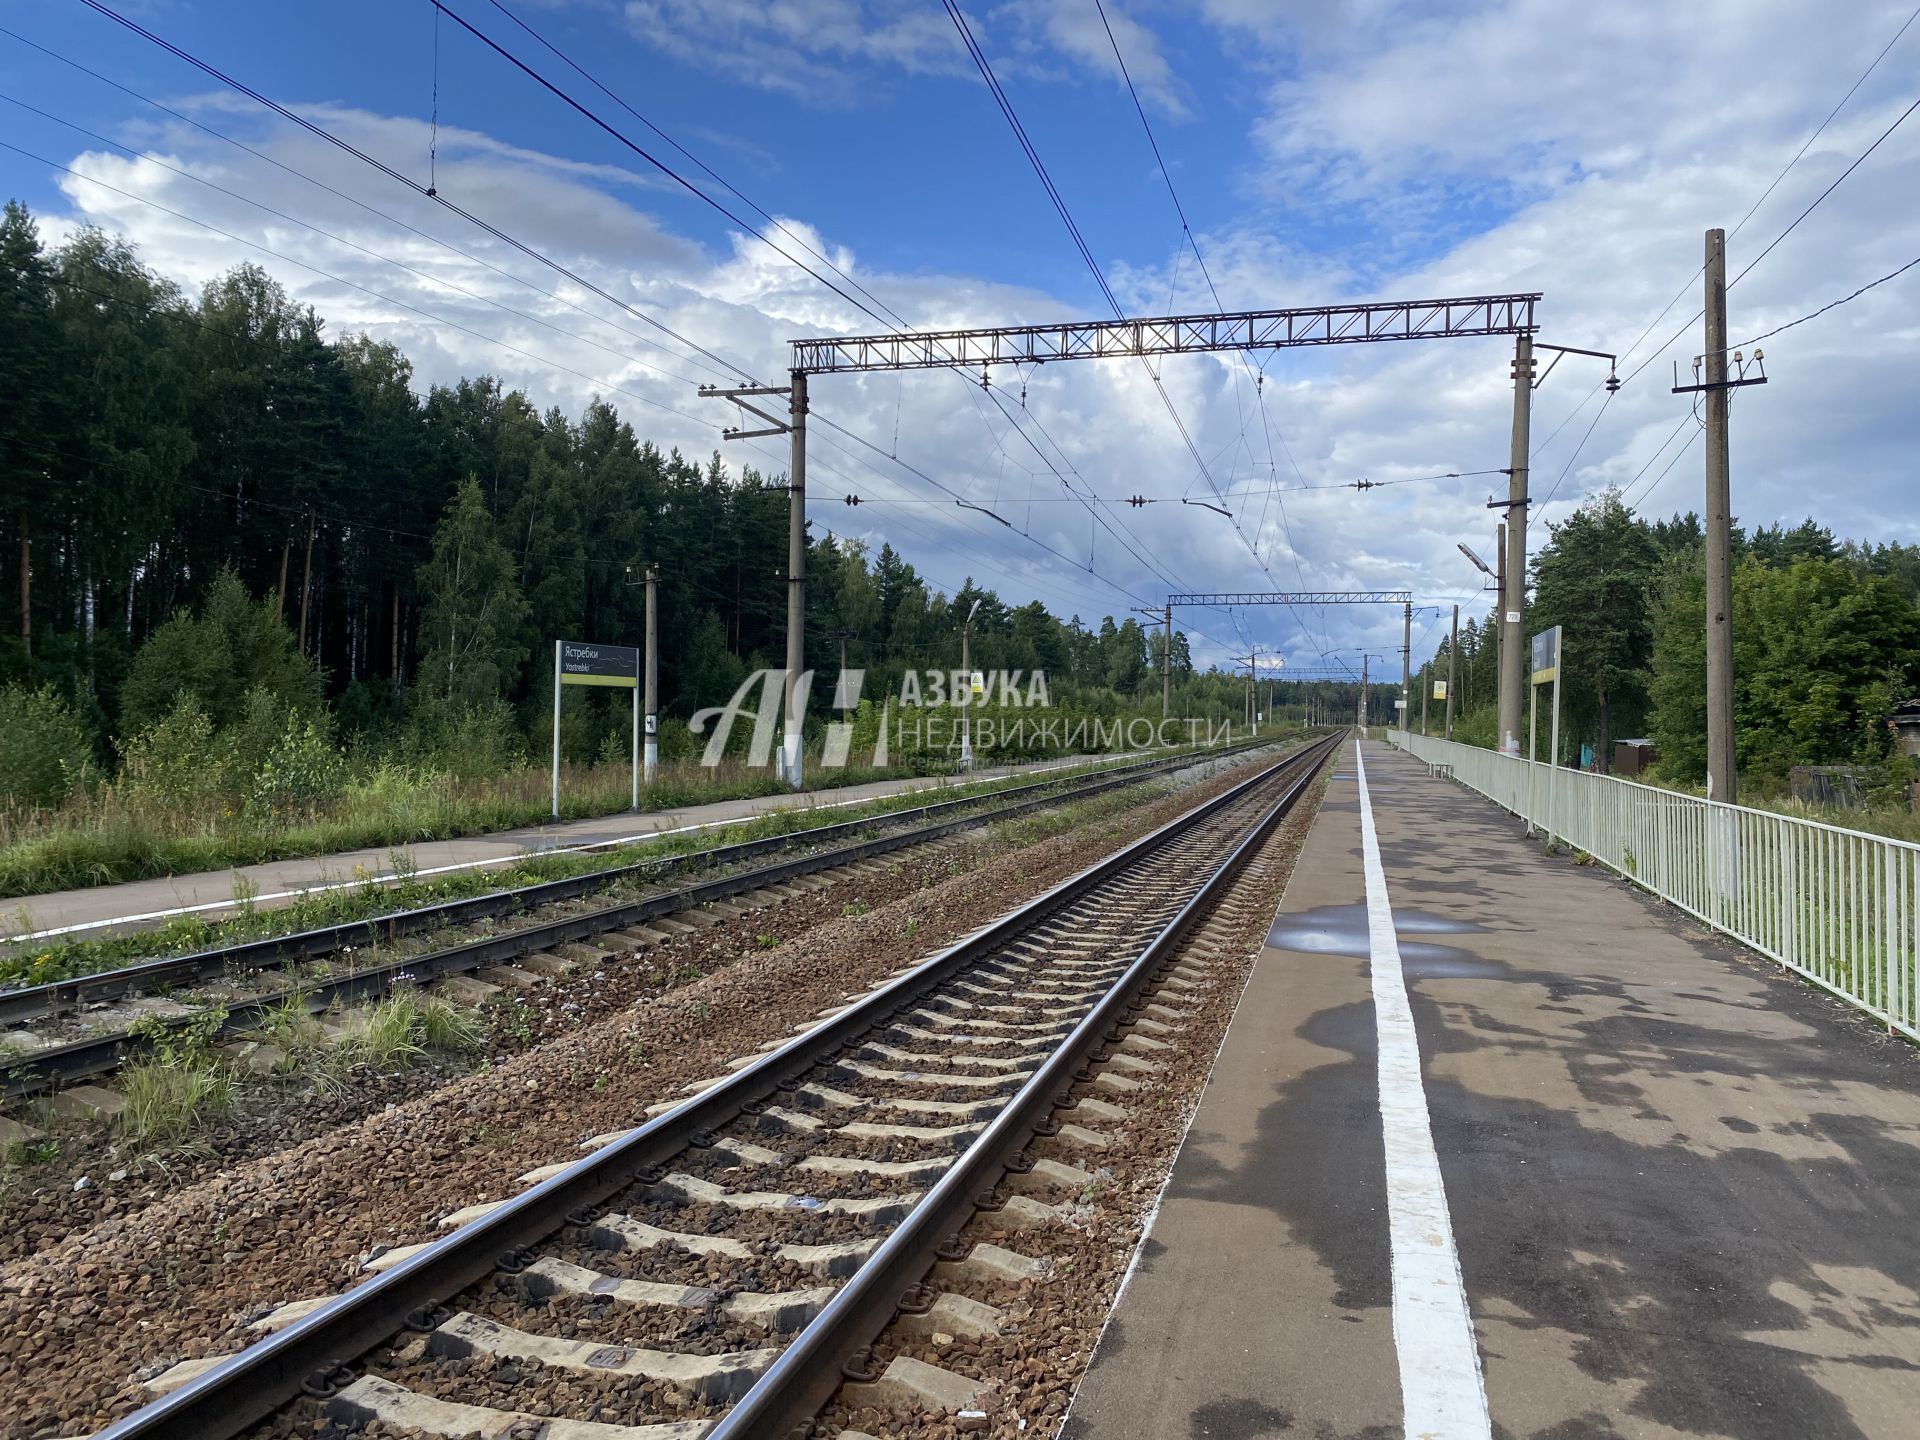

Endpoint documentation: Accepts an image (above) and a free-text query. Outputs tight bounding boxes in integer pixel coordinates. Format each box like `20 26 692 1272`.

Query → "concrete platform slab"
1065 738 1920 1440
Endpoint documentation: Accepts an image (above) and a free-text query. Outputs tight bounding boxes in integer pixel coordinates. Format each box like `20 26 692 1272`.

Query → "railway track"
0 742 1262 1104
88 731 1336 1440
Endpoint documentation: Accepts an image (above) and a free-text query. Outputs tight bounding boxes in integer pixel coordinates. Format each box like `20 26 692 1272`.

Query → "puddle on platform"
1267 902 1501 977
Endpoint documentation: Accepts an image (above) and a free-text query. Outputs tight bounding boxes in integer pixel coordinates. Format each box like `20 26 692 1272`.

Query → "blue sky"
3 0 1917 672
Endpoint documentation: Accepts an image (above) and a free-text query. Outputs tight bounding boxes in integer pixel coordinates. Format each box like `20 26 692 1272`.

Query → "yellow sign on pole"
1432 680 1448 700
1530 625 1561 685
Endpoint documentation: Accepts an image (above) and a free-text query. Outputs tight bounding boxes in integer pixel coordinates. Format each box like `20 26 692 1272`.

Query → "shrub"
0 685 94 808
403 695 525 779
247 711 345 819
114 695 229 822
120 568 323 733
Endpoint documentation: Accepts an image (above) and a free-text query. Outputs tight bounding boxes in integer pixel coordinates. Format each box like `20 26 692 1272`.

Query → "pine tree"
416 476 532 708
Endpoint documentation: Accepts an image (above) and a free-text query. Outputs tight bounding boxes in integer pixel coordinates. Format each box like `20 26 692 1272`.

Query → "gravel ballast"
814 763 1329 1440
0 750 1286 1440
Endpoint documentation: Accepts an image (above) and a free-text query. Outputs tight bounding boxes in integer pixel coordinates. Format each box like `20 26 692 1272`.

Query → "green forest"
0 202 1327 893
1413 494 1920 806
5 198 1915 894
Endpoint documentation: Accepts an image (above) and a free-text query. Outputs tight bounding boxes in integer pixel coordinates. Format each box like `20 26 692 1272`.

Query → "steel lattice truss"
791 294 1538 374
1169 591 1413 606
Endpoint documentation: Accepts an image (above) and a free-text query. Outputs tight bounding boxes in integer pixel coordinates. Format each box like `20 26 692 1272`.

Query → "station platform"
0 752 1124 946
1065 738 1920 1440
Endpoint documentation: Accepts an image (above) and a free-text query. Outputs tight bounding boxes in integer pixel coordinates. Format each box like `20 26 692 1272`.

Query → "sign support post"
643 567 659 790
1529 625 1563 843
551 640 563 821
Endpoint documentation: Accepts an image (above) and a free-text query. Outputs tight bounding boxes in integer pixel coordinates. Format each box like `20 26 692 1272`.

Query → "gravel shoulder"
0 752 1280 1440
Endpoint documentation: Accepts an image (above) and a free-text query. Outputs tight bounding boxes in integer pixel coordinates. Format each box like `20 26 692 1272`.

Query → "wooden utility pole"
297 511 316 655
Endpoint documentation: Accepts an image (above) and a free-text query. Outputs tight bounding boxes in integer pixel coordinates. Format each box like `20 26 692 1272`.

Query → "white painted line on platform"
1354 741 1492 1440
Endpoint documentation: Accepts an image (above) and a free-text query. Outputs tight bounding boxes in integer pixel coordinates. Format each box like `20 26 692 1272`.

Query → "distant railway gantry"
789 294 1540 374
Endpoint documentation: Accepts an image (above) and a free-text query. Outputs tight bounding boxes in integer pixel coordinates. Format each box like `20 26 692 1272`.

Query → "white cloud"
23 0 1920 675
618 0 1190 115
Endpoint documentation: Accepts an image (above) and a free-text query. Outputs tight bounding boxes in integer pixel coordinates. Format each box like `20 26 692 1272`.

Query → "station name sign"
1530 625 1561 686
559 640 639 688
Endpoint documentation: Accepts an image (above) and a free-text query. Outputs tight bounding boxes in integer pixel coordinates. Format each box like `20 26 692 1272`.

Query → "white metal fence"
1384 729 1920 1041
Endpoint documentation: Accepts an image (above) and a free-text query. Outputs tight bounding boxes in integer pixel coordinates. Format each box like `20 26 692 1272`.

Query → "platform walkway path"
1065 737 1920 1440
0 752 1126 945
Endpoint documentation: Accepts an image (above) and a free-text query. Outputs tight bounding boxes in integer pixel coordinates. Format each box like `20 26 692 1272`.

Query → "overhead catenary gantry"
703 294 1539 788
790 295 1538 373
1165 590 1417 732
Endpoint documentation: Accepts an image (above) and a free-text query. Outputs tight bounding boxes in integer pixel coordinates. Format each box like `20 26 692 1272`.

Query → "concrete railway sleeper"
0 744 1267 1105
83 732 1337 1440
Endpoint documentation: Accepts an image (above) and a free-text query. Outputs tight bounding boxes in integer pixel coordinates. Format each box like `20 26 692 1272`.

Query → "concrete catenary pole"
1494 520 1507 712
1401 600 1412 736
1359 654 1369 731
959 598 980 772
1703 228 1737 805
782 370 808 790
1445 604 1459 740
1498 334 1533 756
1162 603 1172 719
642 566 659 788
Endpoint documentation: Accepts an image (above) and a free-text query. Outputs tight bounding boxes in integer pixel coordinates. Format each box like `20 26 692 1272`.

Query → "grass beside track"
0 756 944 899
0 743 1248 991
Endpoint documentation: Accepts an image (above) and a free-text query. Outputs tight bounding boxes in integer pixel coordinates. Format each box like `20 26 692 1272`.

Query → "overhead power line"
1735 251 1920 348
0 93 721 392
941 0 1285 603
79 0 743 378
66 1 1218 637
439 0 1215 616
1090 0 1329 658
1620 88 1920 390
1532 11 1920 517
0 25 732 383
0 138 736 433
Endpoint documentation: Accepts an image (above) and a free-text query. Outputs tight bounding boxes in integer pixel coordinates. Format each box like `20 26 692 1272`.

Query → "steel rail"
710 733 1335 1437
2 743 1264 1098
0 743 1251 1028
89 734 1336 1440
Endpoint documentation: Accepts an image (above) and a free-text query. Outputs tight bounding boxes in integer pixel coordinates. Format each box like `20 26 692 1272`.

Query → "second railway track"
85 731 1337 1440
1 743 1263 1103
